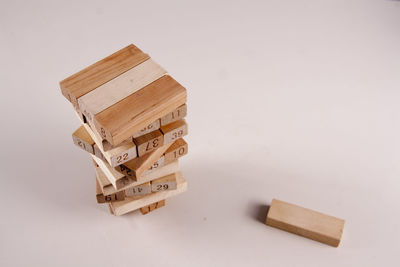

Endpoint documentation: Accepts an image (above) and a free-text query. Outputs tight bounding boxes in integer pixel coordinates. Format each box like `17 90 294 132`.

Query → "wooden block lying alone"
72 125 95 154
93 75 187 146
160 119 188 144
266 199 345 247
97 159 180 196
109 171 187 216
59 44 149 107
82 123 137 167
140 200 166 215
125 182 151 197
115 142 173 180
151 173 177 192
160 104 187 126
96 178 125 203
133 130 164 157
78 59 167 125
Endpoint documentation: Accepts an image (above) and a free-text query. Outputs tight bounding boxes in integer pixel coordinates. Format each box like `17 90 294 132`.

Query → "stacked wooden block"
59 44 188 216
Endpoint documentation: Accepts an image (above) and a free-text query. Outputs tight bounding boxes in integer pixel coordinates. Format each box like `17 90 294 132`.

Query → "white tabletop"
1 0 400 266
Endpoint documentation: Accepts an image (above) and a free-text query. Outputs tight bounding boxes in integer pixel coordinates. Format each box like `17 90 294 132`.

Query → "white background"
1 0 399 266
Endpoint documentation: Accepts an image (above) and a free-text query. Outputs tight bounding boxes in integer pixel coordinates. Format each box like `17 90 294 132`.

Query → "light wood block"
96 177 125 203
125 182 151 197
160 119 188 144
132 119 160 138
97 160 180 196
109 171 187 216
93 75 187 146
115 142 172 180
160 104 187 126
133 130 164 157
92 154 134 190
164 138 188 164
143 156 165 176
266 199 345 247
78 59 166 124
140 200 165 215
151 173 177 192
59 44 149 106
72 125 95 154
83 123 137 167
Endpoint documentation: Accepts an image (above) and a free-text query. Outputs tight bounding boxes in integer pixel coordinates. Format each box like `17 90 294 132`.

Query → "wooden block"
140 200 166 215
143 156 165 175
164 138 188 164
93 75 187 146
125 182 151 197
72 125 95 154
83 123 137 167
59 44 149 106
160 104 187 126
78 59 166 124
160 119 188 144
132 119 160 138
109 171 187 216
96 177 125 203
99 160 180 196
266 199 345 247
115 142 172 180
92 154 134 190
133 130 164 157
151 173 177 192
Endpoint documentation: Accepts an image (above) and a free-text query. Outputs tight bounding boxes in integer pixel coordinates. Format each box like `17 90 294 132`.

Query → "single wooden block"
164 138 188 164
98 160 180 196
266 199 345 247
93 75 187 146
160 119 188 144
143 156 165 176
72 125 95 154
151 173 177 192
125 182 151 197
78 59 166 124
115 142 172 180
83 123 137 167
109 171 187 216
140 200 166 215
133 130 164 157
132 119 160 138
96 176 125 203
92 154 134 190
59 44 149 106
160 104 187 126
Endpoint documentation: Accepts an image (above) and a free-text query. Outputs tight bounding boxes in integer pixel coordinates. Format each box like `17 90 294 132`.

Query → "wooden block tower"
59 44 189 216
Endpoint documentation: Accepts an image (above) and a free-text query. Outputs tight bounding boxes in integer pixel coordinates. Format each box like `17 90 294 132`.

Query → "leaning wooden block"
78 59 166 125
160 119 188 144
72 125 95 154
160 104 187 126
132 120 161 138
60 44 149 107
125 182 151 197
83 123 137 166
144 156 165 175
133 130 164 157
96 178 125 203
266 199 345 247
92 154 134 190
98 160 180 196
109 171 187 216
115 142 172 180
164 138 188 164
93 75 187 146
140 200 166 215
151 173 177 192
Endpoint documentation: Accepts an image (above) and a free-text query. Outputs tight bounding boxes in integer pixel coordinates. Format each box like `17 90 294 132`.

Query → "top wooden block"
93 75 187 146
59 44 149 106
266 199 345 247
